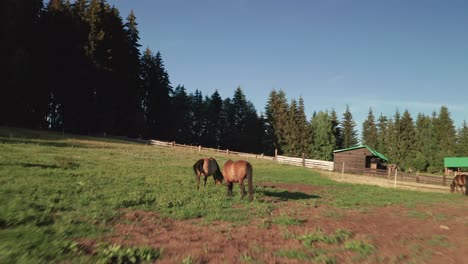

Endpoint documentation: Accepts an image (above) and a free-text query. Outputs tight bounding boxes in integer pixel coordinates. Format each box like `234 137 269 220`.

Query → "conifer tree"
376 114 389 156
296 97 310 155
265 89 289 154
189 89 205 144
330 109 342 150
433 106 456 171
341 105 358 148
171 85 192 144
362 108 378 149
412 113 439 172
456 120 468 156
399 110 416 171
387 110 402 167
202 90 224 148
284 99 299 156
309 111 335 160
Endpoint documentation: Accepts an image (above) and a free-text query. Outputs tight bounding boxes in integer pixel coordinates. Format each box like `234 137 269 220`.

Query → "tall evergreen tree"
433 106 456 171
330 109 342 150
265 89 289 154
387 110 402 166
202 90 224 148
376 114 389 156
412 113 439 172
341 105 358 148
456 120 468 156
399 110 416 171
1 0 45 127
171 85 192 144
140 49 172 139
284 99 299 156
362 108 378 149
296 97 310 155
309 111 335 161
189 89 205 144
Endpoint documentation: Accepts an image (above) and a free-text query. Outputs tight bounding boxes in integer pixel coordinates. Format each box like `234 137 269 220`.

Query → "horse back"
222 160 250 182
193 159 205 176
203 158 219 175
455 174 467 185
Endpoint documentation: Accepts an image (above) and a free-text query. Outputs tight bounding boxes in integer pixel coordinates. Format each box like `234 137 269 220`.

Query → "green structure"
444 157 468 196
444 157 468 170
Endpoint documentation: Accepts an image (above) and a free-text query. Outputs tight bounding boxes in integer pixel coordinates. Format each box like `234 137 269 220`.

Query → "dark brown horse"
222 160 253 201
450 174 467 194
193 158 223 189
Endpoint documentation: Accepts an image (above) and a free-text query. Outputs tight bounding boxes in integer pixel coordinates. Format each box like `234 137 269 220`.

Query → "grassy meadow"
0 127 464 263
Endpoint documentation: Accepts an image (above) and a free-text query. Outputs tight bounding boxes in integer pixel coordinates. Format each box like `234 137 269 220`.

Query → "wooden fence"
149 140 276 161
277 155 334 171
363 168 448 186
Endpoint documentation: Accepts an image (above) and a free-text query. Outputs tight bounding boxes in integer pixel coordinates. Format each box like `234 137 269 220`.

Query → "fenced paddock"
144 138 451 190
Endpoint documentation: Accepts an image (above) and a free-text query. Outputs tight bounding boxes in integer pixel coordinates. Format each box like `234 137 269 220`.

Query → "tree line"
2 0 467 173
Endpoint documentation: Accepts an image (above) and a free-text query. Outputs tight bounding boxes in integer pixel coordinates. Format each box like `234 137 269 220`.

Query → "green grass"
272 213 306 226
0 127 466 263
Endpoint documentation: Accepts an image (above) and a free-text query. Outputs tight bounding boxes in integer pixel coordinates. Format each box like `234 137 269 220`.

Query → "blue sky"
108 0 467 133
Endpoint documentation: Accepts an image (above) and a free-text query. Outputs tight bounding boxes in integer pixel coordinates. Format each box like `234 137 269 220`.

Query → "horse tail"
193 159 205 178
246 162 253 201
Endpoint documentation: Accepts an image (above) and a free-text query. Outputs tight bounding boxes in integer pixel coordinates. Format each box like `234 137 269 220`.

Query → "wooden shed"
333 145 388 173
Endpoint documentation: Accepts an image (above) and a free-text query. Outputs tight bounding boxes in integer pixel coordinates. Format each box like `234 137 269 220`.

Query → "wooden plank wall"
334 148 371 173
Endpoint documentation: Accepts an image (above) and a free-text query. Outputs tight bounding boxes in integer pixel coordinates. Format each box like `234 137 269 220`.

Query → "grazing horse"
193 158 223 189
450 174 467 194
222 160 253 201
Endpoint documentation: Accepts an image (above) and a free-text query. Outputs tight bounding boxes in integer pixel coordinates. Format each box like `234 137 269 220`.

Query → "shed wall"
334 148 373 173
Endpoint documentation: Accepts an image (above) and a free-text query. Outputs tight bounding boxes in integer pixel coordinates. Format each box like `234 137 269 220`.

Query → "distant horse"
450 174 467 194
193 158 223 190
222 160 253 201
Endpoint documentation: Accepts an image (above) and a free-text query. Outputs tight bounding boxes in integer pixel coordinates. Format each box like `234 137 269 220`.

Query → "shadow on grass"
0 138 105 149
261 190 321 201
20 163 60 169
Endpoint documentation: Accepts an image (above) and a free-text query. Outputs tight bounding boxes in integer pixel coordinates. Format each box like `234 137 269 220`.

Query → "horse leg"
197 175 201 190
227 182 233 197
204 175 208 187
239 180 246 199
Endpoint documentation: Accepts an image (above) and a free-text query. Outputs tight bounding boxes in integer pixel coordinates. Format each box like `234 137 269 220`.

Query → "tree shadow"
20 163 60 169
260 189 321 201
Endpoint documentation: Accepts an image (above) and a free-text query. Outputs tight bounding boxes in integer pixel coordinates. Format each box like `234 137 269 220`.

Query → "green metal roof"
333 145 388 161
444 157 468 168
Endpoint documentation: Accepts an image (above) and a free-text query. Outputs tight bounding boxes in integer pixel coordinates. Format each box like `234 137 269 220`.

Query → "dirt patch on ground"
101 183 468 263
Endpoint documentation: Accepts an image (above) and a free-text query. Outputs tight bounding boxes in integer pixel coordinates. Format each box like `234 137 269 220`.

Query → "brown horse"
222 160 253 201
450 174 467 194
193 158 223 189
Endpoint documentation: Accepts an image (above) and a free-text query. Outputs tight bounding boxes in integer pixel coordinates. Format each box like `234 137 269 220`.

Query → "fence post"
394 169 398 189
302 153 305 167
443 174 446 186
275 149 278 161
172 141 175 147
198 145 201 153
227 149 229 156
341 162 345 181
261 153 264 159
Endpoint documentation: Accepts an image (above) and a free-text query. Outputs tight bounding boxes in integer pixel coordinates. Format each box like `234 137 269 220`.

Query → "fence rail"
277 155 334 171
363 168 447 186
